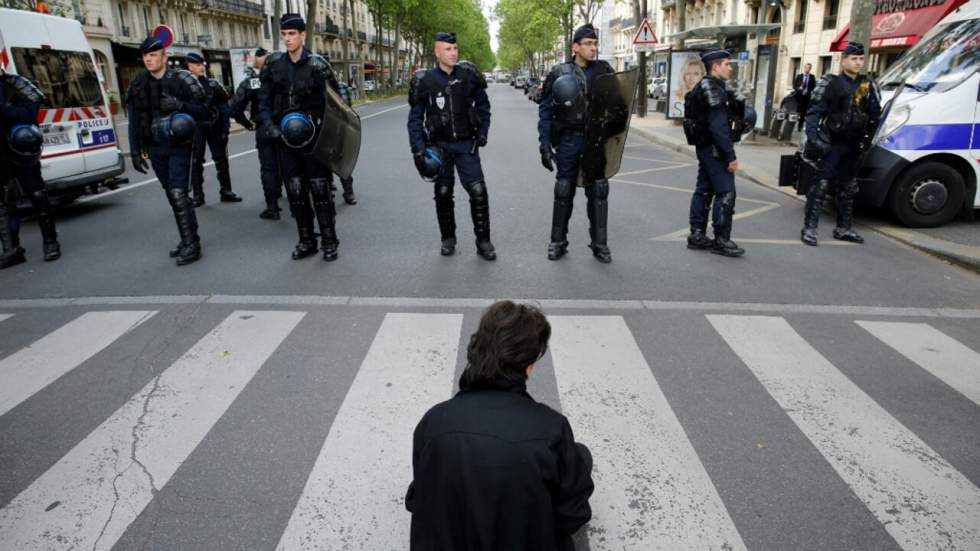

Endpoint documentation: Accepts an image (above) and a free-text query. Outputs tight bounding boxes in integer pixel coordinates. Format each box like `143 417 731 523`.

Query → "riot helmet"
7 124 43 165
416 146 445 181
152 112 197 145
280 112 315 148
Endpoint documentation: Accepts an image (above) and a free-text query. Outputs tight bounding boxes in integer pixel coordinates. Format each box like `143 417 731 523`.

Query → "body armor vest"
129 69 201 144
264 52 329 126
823 75 873 142
420 68 478 141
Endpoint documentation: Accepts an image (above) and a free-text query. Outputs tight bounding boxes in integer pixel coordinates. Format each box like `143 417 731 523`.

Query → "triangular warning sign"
633 18 658 45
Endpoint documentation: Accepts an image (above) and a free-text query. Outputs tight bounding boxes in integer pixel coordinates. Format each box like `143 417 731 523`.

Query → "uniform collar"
434 64 455 77
289 47 311 65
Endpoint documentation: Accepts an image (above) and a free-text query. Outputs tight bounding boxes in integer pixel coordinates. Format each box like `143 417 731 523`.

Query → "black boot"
0 202 26 269
260 195 281 220
468 181 496 261
833 179 863 243
311 177 339 261
548 179 573 260
586 180 611 263
341 176 357 205
30 190 61 261
216 157 242 202
434 181 456 256
166 188 202 265
286 177 318 259
801 179 830 246
710 191 744 257
687 226 712 249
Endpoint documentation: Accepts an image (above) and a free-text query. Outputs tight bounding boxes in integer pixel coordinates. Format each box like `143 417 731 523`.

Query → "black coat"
794 72 816 97
406 379 594 551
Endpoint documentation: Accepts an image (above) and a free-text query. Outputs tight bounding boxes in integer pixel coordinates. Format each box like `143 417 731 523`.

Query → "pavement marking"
709 315 980 551
621 155 690 165
612 177 778 205
77 148 258 204
359 103 408 120
856 320 980 407
616 163 694 177
0 310 304 551
0 311 157 416
0 314 11 323
0 295 978 318
549 316 748 551
276 313 462 550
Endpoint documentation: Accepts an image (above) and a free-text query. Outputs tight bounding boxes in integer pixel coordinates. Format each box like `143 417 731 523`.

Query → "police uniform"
801 42 881 246
257 13 345 261
683 49 744 257
187 52 241 206
126 35 209 265
230 51 283 219
407 31 495 260
324 54 357 206
538 23 616 263
0 70 60 268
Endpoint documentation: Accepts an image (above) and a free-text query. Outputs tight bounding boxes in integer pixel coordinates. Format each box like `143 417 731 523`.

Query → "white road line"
616 163 694 177
360 103 407 120
856 320 980 407
549 316 747 551
77 149 258 204
709 315 980 551
0 314 12 323
0 311 156 416
276 312 462 550
0 310 304 551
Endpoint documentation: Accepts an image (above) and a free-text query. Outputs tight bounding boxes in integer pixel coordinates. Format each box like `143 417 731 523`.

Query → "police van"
860 0 980 227
0 8 125 201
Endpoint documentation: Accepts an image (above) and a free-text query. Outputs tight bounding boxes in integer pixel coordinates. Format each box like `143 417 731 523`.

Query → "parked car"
363 79 377 92
514 75 527 88
524 77 540 97
648 77 667 100
529 82 544 103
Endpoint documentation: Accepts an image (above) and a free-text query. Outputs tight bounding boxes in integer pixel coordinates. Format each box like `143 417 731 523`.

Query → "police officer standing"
538 23 616 263
325 56 357 206
800 42 880 246
186 52 242 206
0 62 61 268
258 13 345 261
683 48 744 257
408 32 495 260
127 31 209 266
230 47 283 219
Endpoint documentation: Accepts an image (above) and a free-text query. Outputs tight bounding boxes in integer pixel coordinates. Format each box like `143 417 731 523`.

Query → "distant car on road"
514 75 527 88
524 77 540 98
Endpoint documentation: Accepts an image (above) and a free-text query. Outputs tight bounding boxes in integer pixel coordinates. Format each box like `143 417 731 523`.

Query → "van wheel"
888 162 964 228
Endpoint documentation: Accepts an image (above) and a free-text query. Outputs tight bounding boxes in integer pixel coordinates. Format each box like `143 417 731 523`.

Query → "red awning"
830 0 968 51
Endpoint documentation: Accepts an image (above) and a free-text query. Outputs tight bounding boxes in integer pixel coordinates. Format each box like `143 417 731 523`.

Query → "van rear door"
972 76 980 208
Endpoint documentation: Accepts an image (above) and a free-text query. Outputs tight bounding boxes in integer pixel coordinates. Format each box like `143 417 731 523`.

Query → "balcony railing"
357 31 366 40
822 15 838 30
315 23 340 35
204 0 263 18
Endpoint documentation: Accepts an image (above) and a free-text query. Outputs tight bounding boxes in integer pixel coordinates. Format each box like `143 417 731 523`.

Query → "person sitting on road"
406 300 594 551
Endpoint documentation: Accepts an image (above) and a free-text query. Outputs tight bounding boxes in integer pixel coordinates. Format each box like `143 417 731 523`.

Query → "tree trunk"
374 7 383 91
391 18 402 87
273 0 282 50
849 0 875 74
348 0 364 94
305 0 317 51
341 0 350 84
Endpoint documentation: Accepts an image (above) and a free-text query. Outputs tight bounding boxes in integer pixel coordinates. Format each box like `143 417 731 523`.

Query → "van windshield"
11 48 103 108
880 18 980 94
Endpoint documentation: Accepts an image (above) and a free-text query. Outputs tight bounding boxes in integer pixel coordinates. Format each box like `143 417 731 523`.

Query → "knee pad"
554 178 574 200
811 179 831 198
286 177 306 198
310 177 331 198
467 180 487 199
840 179 858 199
718 191 736 214
434 182 453 201
592 179 610 200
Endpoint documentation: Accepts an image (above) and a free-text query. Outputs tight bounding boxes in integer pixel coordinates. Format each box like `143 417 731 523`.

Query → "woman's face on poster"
683 63 704 89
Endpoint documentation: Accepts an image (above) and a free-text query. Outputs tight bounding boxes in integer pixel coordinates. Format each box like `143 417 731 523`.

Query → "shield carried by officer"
311 84 361 180
577 68 639 186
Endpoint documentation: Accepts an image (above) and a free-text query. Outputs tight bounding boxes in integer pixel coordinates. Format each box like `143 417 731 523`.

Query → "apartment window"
142 7 151 36
263 16 271 39
819 55 832 76
794 0 807 34
117 2 129 36
824 0 840 29
791 57 801 85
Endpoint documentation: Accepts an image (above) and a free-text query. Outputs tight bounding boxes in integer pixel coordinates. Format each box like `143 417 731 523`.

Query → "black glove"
160 94 182 114
265 124 282 140
413 152 427 173
804 136 829 161
244 121 256 131
131 152 149 174
476 135 487 148
539 144 556 172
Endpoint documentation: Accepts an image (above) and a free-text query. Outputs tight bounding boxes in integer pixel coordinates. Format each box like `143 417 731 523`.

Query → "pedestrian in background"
406 300 594 551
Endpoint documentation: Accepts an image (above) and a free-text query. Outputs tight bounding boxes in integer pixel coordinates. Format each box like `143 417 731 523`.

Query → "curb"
629 124 980 273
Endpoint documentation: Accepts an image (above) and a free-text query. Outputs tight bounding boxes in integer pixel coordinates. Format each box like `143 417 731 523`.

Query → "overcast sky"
483 0 500 52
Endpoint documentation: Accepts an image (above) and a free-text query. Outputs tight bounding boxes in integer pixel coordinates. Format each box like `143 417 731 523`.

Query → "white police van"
859 0 980 227
0 8 125 200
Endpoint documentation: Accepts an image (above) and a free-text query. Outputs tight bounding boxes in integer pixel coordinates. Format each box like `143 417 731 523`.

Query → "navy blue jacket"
537 60 600 148
407 64 491 154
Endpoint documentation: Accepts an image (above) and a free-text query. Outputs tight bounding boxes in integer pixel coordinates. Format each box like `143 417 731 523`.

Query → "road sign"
738 50 750 61
634 44 657 53
633 18 658 45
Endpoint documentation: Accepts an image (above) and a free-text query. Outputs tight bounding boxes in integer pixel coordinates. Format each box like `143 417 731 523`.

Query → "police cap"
186 52 205 65
844 41 865 56
700 48 731 64
434 32 456 44
139 36 166 54
573 24 598 43
281 13 306 31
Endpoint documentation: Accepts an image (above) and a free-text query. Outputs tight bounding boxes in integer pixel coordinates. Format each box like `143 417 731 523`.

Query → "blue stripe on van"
881 123 976 151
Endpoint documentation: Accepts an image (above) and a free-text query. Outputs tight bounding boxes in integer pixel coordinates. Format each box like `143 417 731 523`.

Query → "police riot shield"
577 68 639 186
311 84 361 180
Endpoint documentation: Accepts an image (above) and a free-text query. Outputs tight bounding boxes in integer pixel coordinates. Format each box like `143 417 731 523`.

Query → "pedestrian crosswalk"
0 307 978 550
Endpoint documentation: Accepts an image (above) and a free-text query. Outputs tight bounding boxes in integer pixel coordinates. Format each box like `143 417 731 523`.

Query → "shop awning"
830 0 968 51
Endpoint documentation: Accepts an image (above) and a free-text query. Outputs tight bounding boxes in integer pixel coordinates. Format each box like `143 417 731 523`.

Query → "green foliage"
401 0 494 70
494 0 564 72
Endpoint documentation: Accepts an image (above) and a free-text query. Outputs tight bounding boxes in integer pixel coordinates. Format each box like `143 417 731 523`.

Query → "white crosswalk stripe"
0 310 305 551
0 308 978 550
0 310 157 416
550 316 747 551
709 314 980 551
276 313 463 551
856 320 980 407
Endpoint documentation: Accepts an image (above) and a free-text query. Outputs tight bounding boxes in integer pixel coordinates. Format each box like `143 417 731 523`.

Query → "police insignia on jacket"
435 93 445 109
249 78 261 90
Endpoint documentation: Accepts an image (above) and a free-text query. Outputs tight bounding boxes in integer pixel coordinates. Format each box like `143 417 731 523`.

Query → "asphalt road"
1 85 979 551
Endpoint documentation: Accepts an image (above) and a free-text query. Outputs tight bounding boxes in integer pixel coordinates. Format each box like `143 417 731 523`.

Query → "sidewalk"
629 113 980 273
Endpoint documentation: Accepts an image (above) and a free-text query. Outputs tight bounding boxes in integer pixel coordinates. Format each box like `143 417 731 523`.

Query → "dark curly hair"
459 301 551 389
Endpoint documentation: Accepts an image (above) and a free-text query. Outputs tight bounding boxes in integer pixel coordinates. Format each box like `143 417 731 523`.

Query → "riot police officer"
127 32 209 266
538 23 616 263
186 52 242 206
230 47 283 219
335 78 357 205
682 48 744 257
801 42 880 246
407 31 495 260
258 13 346 261
0 62 61 268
